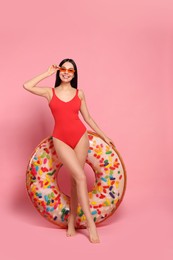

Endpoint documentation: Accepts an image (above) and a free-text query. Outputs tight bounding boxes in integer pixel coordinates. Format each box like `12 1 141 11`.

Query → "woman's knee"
71 177 77 188
70 172 86 188
75 172 87 183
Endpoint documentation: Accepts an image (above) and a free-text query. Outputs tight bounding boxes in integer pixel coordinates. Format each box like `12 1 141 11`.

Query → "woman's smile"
62 74 70 79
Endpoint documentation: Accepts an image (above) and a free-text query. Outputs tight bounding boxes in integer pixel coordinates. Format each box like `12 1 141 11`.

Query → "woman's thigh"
69 131 90 186
53 137 85 181
74 130 90 169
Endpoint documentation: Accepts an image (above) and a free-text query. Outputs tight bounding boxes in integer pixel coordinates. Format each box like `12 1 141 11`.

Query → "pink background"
1 0 173 259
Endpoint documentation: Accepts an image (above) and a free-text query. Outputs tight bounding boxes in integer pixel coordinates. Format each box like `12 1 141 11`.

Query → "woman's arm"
23 65 59 100
23 71 51 99
79 89 115 147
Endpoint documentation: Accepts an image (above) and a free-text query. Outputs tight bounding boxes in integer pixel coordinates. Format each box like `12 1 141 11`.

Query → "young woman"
23 58 115 243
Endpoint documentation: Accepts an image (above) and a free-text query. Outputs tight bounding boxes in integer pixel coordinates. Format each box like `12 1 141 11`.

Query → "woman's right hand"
47 64 60 76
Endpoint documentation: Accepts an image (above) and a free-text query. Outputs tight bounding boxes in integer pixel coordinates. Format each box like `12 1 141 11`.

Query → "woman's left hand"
103 135 116 147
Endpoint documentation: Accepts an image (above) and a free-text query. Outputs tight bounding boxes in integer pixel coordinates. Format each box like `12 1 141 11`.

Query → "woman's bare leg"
53 134 100 243
64 177 77 236
74 132 100 243
66 132 89 236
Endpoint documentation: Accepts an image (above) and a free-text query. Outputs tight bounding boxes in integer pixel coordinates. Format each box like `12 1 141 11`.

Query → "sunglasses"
59 67 75 74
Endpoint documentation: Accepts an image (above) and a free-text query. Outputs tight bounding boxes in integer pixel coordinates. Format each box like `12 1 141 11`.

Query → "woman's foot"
66 214 76 237
86 221 100 243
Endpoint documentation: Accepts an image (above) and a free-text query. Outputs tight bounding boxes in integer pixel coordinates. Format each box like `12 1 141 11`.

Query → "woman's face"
59 61 75 83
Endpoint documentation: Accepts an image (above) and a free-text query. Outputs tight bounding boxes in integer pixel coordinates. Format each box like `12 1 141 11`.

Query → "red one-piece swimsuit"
48 87 87 149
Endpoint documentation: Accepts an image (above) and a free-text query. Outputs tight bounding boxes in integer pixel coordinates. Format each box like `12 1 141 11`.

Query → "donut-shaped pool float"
26 130 127 228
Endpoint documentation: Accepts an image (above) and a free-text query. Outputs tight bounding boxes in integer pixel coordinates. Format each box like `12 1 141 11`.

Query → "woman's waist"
53 118 86 130
53 115 80 122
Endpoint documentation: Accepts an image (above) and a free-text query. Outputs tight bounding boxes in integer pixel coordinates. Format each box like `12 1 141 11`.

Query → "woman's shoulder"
78 88 85 101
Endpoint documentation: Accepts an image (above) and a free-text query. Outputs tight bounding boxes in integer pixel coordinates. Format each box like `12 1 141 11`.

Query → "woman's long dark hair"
54 58 78 89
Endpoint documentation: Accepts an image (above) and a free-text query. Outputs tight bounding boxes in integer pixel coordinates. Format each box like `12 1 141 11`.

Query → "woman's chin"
60 78 72 83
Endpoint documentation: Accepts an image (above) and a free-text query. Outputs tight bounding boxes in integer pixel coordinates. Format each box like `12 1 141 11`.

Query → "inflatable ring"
26 130 127 228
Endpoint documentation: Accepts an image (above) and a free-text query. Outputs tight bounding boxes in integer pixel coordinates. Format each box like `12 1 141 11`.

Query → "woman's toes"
66 228 76 237
86 224 100 243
